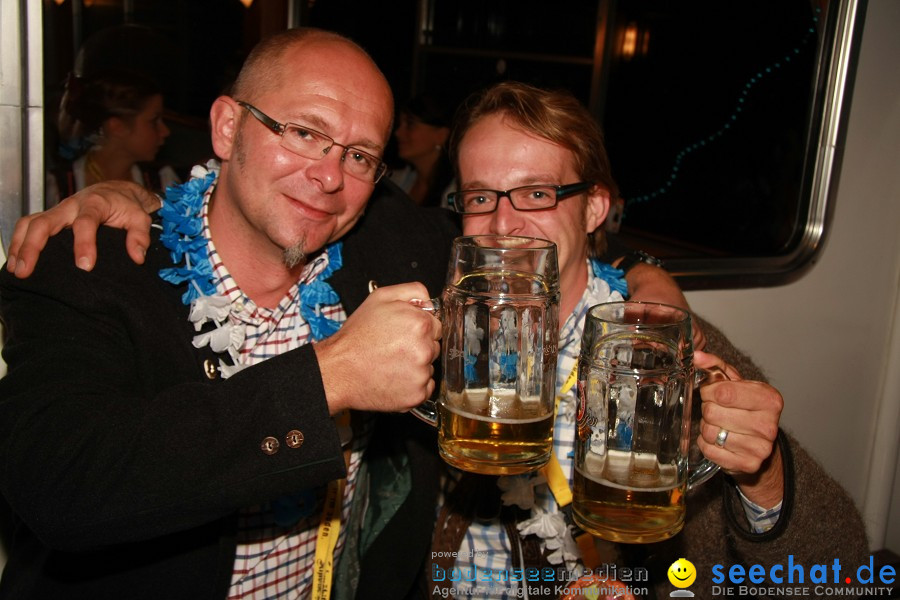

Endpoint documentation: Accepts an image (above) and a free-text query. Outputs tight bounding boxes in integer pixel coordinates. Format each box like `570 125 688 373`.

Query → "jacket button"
260 436 280 455
203 360 218 380
286 430 304 449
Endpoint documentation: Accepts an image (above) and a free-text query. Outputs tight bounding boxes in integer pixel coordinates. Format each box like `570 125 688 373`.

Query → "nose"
159 120 171 140
489 194 524 235
306 145 346 193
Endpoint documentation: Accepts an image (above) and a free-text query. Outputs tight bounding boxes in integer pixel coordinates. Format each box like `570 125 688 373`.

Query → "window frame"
655 0 869 290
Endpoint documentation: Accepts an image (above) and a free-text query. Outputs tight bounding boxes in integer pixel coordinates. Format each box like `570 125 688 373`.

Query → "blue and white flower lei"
156 160 344 378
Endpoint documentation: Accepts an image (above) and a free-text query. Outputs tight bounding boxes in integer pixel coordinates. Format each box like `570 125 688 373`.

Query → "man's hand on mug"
694 350 785 508
314 282 442 416
6 181 158 278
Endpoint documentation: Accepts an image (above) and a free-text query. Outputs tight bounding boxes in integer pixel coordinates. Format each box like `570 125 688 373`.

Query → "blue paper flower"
158 167 346 342
591 259 628 297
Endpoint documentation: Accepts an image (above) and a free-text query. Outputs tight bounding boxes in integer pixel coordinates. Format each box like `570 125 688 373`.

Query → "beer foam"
575 465 680 493
579 450 680 492
441 401 552 425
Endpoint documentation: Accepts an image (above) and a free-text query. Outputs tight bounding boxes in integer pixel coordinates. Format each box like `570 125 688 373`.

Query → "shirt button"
285 430 304 449
203 360 218 380
234 300 245 312
260 436 280 455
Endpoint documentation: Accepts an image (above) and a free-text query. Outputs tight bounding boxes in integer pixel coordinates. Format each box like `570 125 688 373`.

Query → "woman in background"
48 68 178 204
389 93 456 208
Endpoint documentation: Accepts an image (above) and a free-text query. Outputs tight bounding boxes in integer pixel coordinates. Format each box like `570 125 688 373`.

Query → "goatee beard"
282 237 307 269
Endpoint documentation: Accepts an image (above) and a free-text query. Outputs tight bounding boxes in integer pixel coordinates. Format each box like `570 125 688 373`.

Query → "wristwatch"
616 250 664 274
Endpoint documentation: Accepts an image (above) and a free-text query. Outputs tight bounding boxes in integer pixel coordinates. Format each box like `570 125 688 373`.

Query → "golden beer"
572 450 685 543
438 391 554 475
437 261 558 475
573 302 718 543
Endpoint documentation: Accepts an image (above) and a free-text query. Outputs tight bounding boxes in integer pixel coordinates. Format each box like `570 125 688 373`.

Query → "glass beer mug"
572 301 724 543
414 235 560 475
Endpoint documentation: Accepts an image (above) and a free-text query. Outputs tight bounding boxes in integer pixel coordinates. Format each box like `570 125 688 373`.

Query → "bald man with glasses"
0 28 458 599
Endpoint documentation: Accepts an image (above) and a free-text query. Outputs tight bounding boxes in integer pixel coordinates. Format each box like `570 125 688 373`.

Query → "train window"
598 0 866 289
411 0 867 289
37 0 866 290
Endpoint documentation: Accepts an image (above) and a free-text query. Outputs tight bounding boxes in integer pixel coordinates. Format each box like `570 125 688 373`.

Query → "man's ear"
210 96 240 160
585 185 611 234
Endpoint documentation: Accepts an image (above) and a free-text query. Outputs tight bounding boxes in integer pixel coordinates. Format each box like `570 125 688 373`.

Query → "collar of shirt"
198 186 343 366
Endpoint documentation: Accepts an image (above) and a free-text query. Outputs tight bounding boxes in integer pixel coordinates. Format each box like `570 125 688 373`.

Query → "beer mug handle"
687 366 730 490
409 297 442 427
411 400 439 426
409 297 442 318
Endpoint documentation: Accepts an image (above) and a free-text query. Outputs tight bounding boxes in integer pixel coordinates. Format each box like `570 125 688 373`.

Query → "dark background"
42 0 826 261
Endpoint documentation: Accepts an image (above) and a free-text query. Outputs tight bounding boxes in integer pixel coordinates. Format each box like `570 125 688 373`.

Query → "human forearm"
733 443 784 509
618 261 688 308
724 433 868 572
614 259 707 350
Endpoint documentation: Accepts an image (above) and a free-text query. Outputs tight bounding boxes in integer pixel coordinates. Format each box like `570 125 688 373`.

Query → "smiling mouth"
672 573 692 581
285 195 333 220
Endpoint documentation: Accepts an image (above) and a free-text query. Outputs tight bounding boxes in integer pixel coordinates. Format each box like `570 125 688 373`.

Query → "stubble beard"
282 236 307 269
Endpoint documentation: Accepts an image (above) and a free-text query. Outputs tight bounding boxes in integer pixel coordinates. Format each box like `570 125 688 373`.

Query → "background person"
389 93 456 208
48 68 179 204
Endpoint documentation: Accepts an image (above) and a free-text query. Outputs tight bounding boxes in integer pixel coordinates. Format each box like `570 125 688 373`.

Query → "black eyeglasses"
447 182 594 215
235 100 388 184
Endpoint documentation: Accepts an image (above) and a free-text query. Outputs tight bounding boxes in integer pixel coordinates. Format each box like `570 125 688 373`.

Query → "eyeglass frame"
447 181 595 215
235 100 388 184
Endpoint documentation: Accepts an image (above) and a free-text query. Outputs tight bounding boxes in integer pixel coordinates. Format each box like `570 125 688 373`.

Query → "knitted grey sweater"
643 316 871 600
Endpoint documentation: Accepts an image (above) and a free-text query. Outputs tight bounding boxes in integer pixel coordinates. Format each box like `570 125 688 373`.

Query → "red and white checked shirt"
194 190 369 599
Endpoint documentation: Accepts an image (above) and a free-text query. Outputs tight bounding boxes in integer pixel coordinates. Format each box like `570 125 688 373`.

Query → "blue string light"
624 10 821 211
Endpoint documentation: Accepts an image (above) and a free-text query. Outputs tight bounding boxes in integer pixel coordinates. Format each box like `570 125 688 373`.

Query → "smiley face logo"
668 558 697 588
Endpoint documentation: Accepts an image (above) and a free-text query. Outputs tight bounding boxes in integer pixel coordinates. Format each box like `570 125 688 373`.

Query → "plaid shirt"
192 190 369 599
440 261 781 598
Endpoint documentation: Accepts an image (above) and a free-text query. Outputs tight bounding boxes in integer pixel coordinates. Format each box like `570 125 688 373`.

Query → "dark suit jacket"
0 181 456 599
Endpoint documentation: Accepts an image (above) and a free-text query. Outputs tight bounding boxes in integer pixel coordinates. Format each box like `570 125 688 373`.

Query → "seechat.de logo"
711 555 896 597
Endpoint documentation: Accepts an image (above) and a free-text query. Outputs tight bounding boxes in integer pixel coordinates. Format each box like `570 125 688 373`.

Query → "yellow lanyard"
540 364 578 507
311 411 351 600
539 363 603 569
311 479 344 600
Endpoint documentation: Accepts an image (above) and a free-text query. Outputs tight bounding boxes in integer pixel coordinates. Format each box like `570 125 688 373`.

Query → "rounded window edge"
664 0 867 292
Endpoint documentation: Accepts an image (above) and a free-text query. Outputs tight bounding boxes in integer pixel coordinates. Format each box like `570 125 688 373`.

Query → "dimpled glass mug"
572 301 725 543
413 235 560 475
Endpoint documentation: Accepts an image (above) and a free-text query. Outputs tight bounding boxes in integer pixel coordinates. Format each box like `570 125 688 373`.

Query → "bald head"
231 28 393 135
